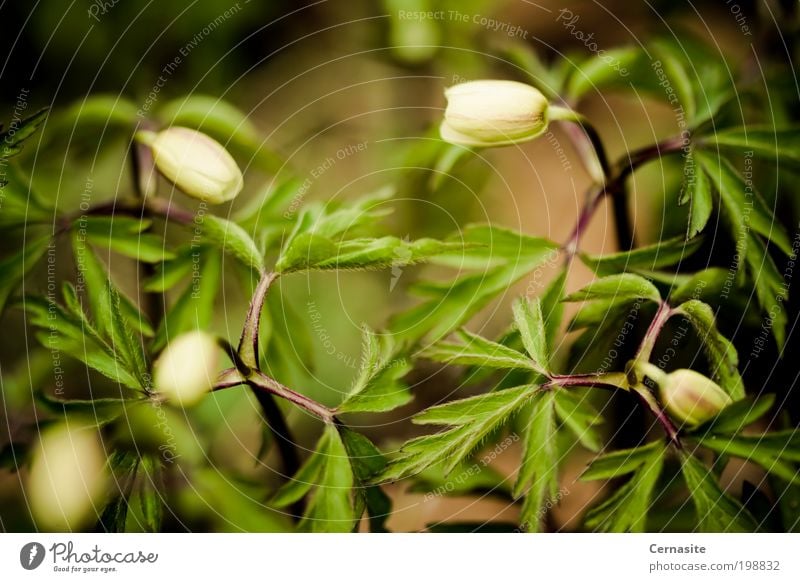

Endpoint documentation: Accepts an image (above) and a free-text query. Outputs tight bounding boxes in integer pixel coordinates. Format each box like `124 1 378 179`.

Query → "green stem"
237 271 279 369
633 301 673 366
631 383 681 447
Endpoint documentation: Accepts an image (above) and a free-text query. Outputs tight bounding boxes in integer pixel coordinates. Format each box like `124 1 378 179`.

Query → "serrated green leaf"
22 296 142 390
421 328 536 371
580 235 704 277
339 427 387 481
512 297 549 374
200 214 263 273
553 388 603 452
698 431 800 484
0 235 51 314
584 442 665 532
301 424 355 533
683 148 713 238
336 326 412 414
744 235 787 348
651 42 696 120
702 125 800 169
675 300 744 399
515 391 558 532
539 268 567 353
380 385 536 481
695 150 792 257
564 273 661 304
680 452 758 532
72 237 152 360
392 226 559 343
581 441 663 481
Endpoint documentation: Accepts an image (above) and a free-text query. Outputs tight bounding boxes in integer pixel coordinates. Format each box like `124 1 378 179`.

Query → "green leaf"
83 216 175 264
564 273 661 304
498 41 562 100
539 268 567 353
697 431 800 484
702 125 800 169
695 394 775 435
277 233 459 273
143 248 197 292
581 441 664 481
379 385 536 481
271 444 328 509
651 42 696 120
22 296 141 390
554 388 603 452
515 391 559 532
200 215 264 273
682 148 714 239
301 424 355 533
512 297 550 375
336 326 412 414
392 225 559 343
152 249 221 352
695 150 792 257
0 108 48 159
134 456 163 532
0 235 51 313
56 96 139 130
0 165 52 226
680 453 758 532
566 47 641 101
73 236 153 344
744 235 787 348
581 235 705 278
675 300 744 399
584 442 665 532
421 328 536 372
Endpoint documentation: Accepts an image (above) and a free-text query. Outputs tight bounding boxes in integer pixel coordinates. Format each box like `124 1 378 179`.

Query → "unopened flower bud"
153 331 220 406
28 424 108 531
137 127 243 204
440 80 550 147
645 366 732 427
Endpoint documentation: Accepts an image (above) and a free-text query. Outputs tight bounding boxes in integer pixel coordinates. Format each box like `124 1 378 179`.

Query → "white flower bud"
153 331 220 406
657 369 733 427
440 80 550 147
28 424 108 531
139 127 243 204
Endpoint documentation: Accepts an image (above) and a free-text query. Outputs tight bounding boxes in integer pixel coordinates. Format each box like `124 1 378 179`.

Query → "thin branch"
237 271 279 369
246 370 334 423
561 135 687 261
634 301 674 365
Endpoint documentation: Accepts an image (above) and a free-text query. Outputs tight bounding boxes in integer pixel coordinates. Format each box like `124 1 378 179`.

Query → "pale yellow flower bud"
27 424 108 531
153 331 220 406
138 127 243 204
656 368 732 426
440 80 550 147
